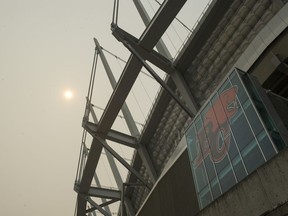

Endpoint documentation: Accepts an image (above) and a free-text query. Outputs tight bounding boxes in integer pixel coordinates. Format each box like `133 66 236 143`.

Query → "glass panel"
243 99 263 135
229 69 237 79
185 69 284 210
231 154 247 182
186 124 198 162
204 157 216 181
195 117 210 167
209 94 231 172
227 135 239 159
218 164 237 193
201 102 222 166
241 138 265 174
257 130 277 161
230 108 254 151
199 185 212 209
194 163 208 192
211 177 221 199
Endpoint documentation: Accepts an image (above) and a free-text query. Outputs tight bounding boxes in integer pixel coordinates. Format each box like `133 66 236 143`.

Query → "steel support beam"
75 185 120 203
133 0 172 60
121 184 125 216
100 0 187 134
113 26 199 115
84 107 147 191
112 27 173 74
84 121 137 148
93 173 112 214
89 103 124 189
90 104 135 216
133 0 199 115
79 138 103 193
77 1 187 214
76 195 87 216
85 196 111 216
86 199 118 213
87 187 121 200
169 70 198 115
94 38 158 183
136 0 187 49
122 40 194 117
75 184 121 200
95 135 152 190
100 199 118 208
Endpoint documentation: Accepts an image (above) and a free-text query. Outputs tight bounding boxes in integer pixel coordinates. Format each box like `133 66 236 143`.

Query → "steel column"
133 0 199 115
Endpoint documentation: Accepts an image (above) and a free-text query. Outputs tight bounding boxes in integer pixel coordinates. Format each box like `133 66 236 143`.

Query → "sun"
64 90 73 99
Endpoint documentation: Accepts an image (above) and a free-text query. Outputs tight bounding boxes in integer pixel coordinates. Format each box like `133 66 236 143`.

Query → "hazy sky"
0 0 210 215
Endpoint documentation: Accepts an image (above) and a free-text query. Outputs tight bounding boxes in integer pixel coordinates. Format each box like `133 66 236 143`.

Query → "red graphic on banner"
194 86 238 167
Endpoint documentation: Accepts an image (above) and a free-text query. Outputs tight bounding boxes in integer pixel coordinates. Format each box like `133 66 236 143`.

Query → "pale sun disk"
64 90 73 99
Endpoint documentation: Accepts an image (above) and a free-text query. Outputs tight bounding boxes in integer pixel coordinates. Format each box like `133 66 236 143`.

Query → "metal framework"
73 0 288 215
73 0 200 215
132 0 199 115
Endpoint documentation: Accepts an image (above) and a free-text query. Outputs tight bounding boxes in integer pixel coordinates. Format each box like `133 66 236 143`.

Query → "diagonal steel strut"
76 1 187 215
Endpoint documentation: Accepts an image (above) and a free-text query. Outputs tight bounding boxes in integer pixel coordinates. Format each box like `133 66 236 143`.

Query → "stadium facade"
74 0 288 215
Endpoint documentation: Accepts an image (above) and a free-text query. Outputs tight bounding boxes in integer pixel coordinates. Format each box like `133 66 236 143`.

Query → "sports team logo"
194 86 238 167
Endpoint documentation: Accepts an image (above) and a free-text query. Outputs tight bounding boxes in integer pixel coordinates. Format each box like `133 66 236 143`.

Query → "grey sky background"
0 0 210 215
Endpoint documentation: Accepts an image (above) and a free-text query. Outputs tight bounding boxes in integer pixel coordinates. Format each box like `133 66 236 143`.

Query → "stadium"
74 0 288 215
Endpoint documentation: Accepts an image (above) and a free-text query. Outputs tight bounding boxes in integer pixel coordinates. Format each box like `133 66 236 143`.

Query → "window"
186 69 279 209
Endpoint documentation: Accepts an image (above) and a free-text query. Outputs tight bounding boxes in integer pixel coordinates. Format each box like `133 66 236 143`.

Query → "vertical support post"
121 184 125 216
94 38 158 183
132 0 199 114
79 145 87 183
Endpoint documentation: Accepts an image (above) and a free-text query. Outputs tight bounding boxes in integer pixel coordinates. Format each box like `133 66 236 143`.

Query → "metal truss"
84 121 137 149
132 0 199 115
111 27 198 117
118 36 195 117
94 38 158 183
74 0 190 215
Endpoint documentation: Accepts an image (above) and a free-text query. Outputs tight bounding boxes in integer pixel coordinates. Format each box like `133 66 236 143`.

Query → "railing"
75 130 89 184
